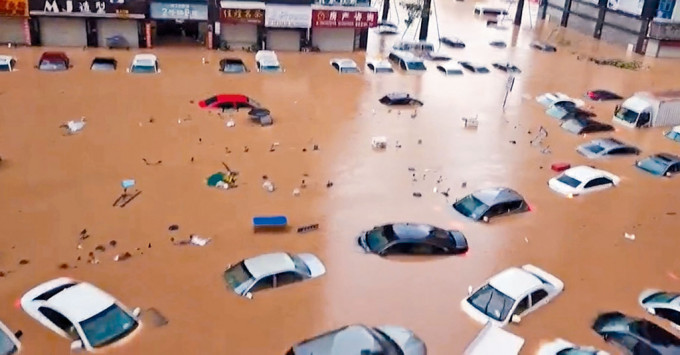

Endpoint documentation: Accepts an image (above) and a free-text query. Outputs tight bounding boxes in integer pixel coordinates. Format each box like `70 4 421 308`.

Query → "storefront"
149 0 209 46
0 0 30 45
264 3 311 51
218 1 265 50
311 8 377 51
28 0 145 47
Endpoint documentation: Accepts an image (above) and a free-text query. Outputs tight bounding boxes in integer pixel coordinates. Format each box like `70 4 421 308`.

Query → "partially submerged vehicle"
105 35 130 50
286 324 426 355
548 165 620 198
128 54 160 74
388 51 427 73
492 62 521 73
440 36 465 48
366 59 394 73
586 89 623 101
437 61 464 75
459 61 490 73
90 57 117 71
576 138 641 159
330 58 360 73
536 92 585 109
220 58 248 73
635 153 680 177
664 126 680 142
198 94 261 111
489 40 507 48
357 223 468 256
379 93 423 106
452 187 530 222
0 55 17 72
464 323 524 355
376 21 399 35
613 90 680 128
639 289 680 330
592 312 680 354
37 52 71 71
20 277 142 352
0 321 22 355
537 338 609 355
461 265 564 327
473 3 508 15
255 50 283 73
560 117 614 135
422 51 451 61
530 41 557 52
546 102 596 120
392 40 435 56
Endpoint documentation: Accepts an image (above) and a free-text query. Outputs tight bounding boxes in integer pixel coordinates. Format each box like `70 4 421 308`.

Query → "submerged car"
37 52 70 71
422 51 451 61
330 58 360 73
586 90 623 101
198 94 261 111
20 277 141 352
664 126 680 143
223 252 325 299
436 61 464 75
90 57 117 71
530 41 557 52
537 338 609 355
452 187 530 222
489 40 507 48
0 55 17 72
474 3 508 15
547 103 596 120
255 50 283 72
357 223 468 256
548 165 620 198
366 59 394 73
105 35 130 50
576 138 641 159
635 153 680 177
379 93 423 106
0 321 22 355
220 58 248 73
639 289 680 330
536 92 585 109
492 62 521 73
388 51 427 73
560 117 614 135
459 61 490 73
461 265 564 327
592 312 680 354
128 54 160 74
376 21 399 35
440 36 465 48
286 324 426 355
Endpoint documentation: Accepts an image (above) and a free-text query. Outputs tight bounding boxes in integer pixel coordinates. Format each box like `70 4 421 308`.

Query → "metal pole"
593 0 607 39
514 0 525 26
381 0 390 21
539 0 547 20
419 0 432 40
635 18 650 54
560 0 572 27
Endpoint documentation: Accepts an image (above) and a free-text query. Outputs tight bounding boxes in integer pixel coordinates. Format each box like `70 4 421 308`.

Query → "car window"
530 289 548 305
513 296 529 315
630 320 680 346
668 163 680 173
332 63 339 71
584 177 612 188
609 147 636 155
275 272 304 287
368 63 375 70
0 328 18 354
0 63 10 72
484 203 508 218
39 307 78 339
608 333 640 351
219 102 235 110
557 174 582 188
468 284 516 321
249 276 274 293
400 60 407 70
506 200 523 211
387 242 442 255
655 308 680 325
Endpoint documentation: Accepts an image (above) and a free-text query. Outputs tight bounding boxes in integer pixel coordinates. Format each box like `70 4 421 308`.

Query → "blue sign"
150 1 208 20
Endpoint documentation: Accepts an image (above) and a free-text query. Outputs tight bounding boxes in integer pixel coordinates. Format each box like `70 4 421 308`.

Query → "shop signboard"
0 0 28 16
312 8 378 28
29 0 146 17
220 8 265 24
265 4 312 27
150 1 208 20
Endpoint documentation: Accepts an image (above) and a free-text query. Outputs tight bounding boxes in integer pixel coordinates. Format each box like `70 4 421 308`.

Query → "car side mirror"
482 216 489 223
70 340 84 352
132 307 141 317
511 314 521 323
245 292 253 299
14 330 22 339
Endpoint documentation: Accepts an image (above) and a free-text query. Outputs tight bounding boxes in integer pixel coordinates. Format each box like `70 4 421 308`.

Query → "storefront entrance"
0 0 30 45
310 8 377 52
150 0 208 46
264 3 311 52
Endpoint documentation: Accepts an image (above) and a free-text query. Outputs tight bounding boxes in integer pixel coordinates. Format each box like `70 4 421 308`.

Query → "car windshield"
475 66 489 73
80 304 138 348
91 61 115 71
131 65 156 73
453 195 489 219
615 107 639 123
546 106 570 119
585 144 605 154
261 65 281 72
447 69 462 75
468 284 516 321
0 330 17 355
665 131 680 142
557 174 582 187
406 61 426 71
557 349 599 355
204 96 218 106
365 228 393 252
340 67 359 73
223 63 245 73
637 157 670 176
290 254 311 276
376 67 393 73
224 261 256 294
642 292 680 304
629 320 680 346
39 59 67 71
561 119 586 134
0 63 10 72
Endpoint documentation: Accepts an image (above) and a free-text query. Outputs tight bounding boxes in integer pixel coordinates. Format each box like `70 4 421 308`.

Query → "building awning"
220 1 265 9
29 11 144 18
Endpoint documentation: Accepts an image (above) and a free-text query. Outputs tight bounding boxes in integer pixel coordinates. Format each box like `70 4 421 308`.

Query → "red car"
198 94 261 110
37 52 71 71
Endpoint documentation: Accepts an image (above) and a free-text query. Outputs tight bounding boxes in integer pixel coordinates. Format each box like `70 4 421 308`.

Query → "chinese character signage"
0 0 28 16
29 0 146 17
312 9 378 28
150 1 208 20
220 8 264 24
265 4 312 28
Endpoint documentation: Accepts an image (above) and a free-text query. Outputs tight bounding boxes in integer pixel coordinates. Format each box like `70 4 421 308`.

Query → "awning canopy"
220 1 265 9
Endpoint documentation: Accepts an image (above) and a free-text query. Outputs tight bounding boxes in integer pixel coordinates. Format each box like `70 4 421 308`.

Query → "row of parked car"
0 52 161 73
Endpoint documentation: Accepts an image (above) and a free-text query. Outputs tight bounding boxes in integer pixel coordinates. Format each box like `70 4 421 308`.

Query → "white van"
388 51 426 73
128 54 160 74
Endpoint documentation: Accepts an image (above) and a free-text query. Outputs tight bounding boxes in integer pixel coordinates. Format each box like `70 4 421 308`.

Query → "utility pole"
381 0 390 21
418 0 432 40
513 0 525 26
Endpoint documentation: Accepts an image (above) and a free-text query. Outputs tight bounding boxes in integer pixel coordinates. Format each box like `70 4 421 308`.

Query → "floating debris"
588 57 642 70
413 192 422 197
18 259 29 265
168 225 179 231
114 252 132 261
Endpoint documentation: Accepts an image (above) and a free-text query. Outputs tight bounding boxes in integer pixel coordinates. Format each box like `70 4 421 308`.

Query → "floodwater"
2 1 680 354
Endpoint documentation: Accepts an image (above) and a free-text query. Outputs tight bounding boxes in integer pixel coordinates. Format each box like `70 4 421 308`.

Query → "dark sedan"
358 223 468 256
636 153 680 177
440 36 465 48
453 187 530 222
379 93 423 106
592 312 680 355
492 62 521 73
586 90 623 101
560 117 614 135
220 58 248 73
530 41 557 52
458 61 490 73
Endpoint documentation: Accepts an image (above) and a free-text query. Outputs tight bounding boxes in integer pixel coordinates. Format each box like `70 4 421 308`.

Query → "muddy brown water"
3 1 680 354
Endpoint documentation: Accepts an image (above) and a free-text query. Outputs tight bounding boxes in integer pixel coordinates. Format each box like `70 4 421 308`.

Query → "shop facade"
218 1 265 50
310 7 377 51
28 0 146 47
264 1 312 51
0 0 31 45
149 0 209 46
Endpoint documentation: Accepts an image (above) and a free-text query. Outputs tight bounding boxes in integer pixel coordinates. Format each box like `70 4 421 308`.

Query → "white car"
366 59 394 73
376 21 399 34
473 3 509 15
128 54 160 74
639 289 680 331
437 61 464 75
464 323 524 355
20 277 141 352
461 264 564 327
0 321 22 355
330 58 360 73
536 92 584 108
0 55 17 72
537 338 609 355
223 252 326 299
255 50 282 72
548 165 620 198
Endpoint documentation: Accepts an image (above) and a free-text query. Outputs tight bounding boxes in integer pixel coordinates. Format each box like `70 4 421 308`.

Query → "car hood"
639 289 664 306
460 298 506 327
374 326 426 355
297 253 326 278
537 339 574 355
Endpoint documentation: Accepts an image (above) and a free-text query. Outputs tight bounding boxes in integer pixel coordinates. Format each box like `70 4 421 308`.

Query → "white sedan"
255 50 283 72
366 59 394 73
537 338 609 355
639 289 680 331
461 264 564 327
330 58 360 73
20 277 141 352
436 61 464 76
536 92 584 108
548 165 620 198
0 321 21 355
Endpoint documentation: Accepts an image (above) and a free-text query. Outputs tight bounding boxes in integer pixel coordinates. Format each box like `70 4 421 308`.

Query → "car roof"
133 54 157 61
260 58 280 65
471 187 525 206
586 138 629 149
46 282 116 322
438 62 463 70
650 153 680 164
332 58 357 68
385 223 440 241
40 52 67 60
293 325 381 353
0 55 12 63
489 267 543 299
391 50 421 61
368 59 392 68
243 252 296 279
563 165 611 181
212 94 249 102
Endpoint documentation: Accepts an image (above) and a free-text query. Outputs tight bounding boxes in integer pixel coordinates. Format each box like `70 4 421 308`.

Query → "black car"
379 93 423 106
530 41 557 52
458 61 490 73
489 41 507 48
90 57 117 71
586 90 623 101
453 187 530 222
560 117 614 135
440 36 466 48
492 62 521 73
357 223 468 256
592 312 680 355
220 58 248 73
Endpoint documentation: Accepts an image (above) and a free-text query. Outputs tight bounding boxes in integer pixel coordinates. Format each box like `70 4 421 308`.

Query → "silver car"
576 138 640 159
640 289 680 331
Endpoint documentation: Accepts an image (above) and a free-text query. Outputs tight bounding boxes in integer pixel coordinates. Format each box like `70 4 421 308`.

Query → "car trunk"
464 323 524 355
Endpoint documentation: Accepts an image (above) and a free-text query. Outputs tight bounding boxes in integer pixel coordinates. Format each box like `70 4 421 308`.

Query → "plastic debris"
292 188 301 196
372 136 387 149
413 192 422 197
624 233 636 240
263 180 275 192
226 119 235 127
62 118 86 134
189 235 211 246
297 224 319 233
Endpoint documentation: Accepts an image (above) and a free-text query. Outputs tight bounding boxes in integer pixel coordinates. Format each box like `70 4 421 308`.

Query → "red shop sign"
312 9 378 28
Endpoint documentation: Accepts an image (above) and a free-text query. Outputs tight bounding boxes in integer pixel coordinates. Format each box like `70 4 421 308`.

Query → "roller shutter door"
39 17 87 47
220 24 258 50
312 27 354 52
266 29 300 51
97 19 139 48
0 18 26 44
